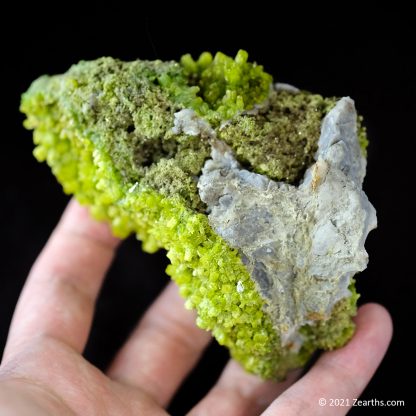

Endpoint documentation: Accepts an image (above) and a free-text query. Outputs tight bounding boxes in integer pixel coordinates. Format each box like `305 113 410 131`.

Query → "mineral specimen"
20 50 376 379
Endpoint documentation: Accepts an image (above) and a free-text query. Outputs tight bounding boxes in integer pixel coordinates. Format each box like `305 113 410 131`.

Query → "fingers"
262 303 393 416
4 199 120 359
188 361 301 416
108 281 212 407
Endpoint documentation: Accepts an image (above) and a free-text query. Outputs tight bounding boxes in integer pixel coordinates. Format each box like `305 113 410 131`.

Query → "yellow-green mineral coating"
219 90 337 183
21 50 365 379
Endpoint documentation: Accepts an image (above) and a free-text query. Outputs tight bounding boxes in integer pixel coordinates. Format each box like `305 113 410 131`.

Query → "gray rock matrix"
198 97 377 348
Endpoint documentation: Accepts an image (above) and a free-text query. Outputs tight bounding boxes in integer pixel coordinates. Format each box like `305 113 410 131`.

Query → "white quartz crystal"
274 82 300 93
198 97 377 347
172 109 215 138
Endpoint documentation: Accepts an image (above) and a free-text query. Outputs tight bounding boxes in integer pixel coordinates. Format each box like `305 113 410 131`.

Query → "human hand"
0 200 392 415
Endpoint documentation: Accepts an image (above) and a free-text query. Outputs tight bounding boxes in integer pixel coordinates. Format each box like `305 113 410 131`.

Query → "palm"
0 201 392 416
1 336 169 415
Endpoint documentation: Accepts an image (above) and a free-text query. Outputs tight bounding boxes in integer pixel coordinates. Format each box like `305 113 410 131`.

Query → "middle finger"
108 282 212 407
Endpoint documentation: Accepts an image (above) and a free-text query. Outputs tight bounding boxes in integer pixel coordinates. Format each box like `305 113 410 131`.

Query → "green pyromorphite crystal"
21 50 368 379
218 90 337 183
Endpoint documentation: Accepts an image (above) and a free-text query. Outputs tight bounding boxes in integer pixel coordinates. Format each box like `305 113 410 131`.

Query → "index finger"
3 199 120 360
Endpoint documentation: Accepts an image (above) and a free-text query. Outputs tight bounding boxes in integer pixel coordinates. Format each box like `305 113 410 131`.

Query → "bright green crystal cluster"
21 50 365 379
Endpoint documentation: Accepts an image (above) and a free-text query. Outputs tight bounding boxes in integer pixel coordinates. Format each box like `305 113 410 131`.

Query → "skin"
0 200 392 415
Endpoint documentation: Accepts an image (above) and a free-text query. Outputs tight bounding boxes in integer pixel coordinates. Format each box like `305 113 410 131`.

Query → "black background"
1 8 415 415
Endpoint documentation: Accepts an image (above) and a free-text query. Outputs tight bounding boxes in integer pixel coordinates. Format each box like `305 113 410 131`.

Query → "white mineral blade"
198 97 377 348
172 108 216 138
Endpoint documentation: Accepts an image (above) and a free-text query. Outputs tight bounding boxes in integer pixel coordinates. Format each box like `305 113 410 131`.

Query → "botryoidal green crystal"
21 50 375 379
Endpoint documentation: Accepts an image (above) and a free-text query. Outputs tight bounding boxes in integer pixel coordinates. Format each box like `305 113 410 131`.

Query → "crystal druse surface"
20 50 375 379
